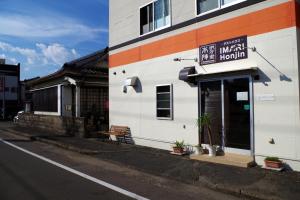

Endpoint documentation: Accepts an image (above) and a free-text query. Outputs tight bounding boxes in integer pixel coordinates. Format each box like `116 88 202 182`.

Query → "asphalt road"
0 122 249 200
0 140 134 200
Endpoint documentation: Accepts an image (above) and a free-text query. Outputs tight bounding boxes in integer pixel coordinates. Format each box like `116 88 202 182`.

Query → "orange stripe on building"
109 1 297 68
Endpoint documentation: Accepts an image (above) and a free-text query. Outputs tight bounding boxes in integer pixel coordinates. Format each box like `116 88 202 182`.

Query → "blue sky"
0 0 108 80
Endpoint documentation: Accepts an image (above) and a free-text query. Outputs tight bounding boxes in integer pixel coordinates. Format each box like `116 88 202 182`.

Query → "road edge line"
0 138 149 200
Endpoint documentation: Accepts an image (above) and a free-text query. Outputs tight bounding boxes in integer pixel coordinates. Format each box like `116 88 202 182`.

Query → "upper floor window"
196 0 246 15
140 0 170 35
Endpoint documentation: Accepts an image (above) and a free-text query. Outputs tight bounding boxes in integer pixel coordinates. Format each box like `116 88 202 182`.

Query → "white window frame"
195 0 246 16
156 84 173 120
139 0 171 36
30 85 61 116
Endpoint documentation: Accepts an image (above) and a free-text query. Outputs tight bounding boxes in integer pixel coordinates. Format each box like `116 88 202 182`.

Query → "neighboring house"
109 0 300 170
0 58 21 119
20 76 40 112
22 48 109 135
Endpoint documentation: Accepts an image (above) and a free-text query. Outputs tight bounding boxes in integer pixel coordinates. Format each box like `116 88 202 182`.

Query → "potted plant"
173 140 185 154
264 157 283 169
193 144 204 155
197 113 216 157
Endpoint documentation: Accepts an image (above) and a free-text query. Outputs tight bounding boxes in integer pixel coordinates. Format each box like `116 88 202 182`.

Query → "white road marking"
0 138 149 200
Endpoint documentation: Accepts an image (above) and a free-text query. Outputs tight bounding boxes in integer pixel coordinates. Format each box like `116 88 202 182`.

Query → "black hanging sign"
199 36 248 66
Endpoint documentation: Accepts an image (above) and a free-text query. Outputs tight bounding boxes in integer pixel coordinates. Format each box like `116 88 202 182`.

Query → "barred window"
33 86 58 112
80 87 108 117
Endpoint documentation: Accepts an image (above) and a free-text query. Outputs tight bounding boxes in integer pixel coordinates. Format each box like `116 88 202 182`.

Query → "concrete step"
190 153 255 168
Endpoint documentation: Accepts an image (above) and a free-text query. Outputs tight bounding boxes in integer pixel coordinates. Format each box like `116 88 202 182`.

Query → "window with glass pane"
197 0 219 15
156 84 172 119
221 0 239 6
140 0 170 35
140 3 153 35
154 0 170 30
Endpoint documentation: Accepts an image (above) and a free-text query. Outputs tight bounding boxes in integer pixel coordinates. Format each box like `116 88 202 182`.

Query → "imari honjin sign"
199 36 248 65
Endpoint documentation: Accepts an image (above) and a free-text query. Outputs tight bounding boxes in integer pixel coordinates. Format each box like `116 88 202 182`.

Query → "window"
140 0 170 35
196 0 246 15
32 86 58 112
80 87 108 117
156 84 173 119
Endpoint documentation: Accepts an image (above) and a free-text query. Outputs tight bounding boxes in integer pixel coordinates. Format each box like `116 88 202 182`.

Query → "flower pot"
208 145 216 157
265 160 283 169
194 146 204 155
173 147 184 154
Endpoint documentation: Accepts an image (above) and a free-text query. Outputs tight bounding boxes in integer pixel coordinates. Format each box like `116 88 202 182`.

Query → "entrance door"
200 81 222 146
199 77 252 154
224 78 251 152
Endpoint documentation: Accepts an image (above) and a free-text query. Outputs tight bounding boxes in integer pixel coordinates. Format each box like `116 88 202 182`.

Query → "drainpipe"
75 86 80 118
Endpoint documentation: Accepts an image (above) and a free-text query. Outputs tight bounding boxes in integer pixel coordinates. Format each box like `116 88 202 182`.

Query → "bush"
174 140 185 148
265 157 280 162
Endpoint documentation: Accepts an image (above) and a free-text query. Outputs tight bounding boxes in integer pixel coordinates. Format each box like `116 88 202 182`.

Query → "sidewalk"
5 125 300 200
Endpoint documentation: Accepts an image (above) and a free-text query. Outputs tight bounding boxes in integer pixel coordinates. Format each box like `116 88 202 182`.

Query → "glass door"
223 78 251 152
199 77 253 155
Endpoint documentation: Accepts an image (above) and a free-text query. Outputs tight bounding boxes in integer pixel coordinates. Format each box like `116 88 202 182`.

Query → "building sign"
199 36 248 65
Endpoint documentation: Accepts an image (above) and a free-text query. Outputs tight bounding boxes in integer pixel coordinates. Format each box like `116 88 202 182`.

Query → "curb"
4 129 100 155
35 137 100 155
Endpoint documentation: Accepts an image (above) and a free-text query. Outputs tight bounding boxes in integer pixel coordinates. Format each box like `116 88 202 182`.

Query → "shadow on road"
2 139 33 143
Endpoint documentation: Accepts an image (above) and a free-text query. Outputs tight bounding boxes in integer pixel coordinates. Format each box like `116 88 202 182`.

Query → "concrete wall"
17 113 86 137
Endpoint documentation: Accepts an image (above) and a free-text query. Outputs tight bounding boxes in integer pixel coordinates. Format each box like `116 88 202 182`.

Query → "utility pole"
1 76 4 119
3 76 5 119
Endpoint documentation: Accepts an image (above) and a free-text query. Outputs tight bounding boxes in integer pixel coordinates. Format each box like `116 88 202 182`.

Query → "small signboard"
199 36 248 65
257 94 275 101
236 92 248 101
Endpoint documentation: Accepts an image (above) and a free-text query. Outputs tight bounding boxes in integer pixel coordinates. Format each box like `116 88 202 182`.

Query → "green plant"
196 113 213 146
174 140 185 148
265 157 281 162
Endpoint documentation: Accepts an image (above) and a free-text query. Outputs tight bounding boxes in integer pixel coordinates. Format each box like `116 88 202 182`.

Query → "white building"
109 0 300 170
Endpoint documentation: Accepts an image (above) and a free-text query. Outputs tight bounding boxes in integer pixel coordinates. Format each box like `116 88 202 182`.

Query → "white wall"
110 27 300 170
110 50 199 150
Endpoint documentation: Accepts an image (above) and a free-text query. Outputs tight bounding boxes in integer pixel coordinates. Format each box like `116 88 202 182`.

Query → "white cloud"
0 14 107 40
0 53 17 64
36 43 78 66
0 41 38 64
0 41 79 66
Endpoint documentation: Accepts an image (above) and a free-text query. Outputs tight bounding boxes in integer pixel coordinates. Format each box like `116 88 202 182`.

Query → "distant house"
0 58 21 119
20 48 108 136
